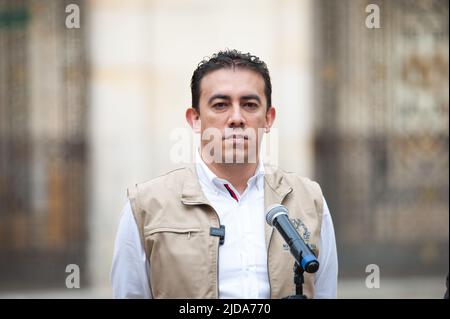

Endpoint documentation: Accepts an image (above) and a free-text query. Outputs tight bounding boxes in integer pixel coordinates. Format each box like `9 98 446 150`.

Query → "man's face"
188 68 275 164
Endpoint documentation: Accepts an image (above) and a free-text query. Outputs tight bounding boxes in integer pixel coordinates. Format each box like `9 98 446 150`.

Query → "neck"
200 152 259 195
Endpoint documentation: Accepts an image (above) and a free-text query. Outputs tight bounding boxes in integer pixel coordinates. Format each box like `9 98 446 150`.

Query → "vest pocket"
144 227 201 237
144 227 208 298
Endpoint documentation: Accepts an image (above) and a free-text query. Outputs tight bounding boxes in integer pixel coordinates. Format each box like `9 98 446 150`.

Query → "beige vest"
128 164 324 299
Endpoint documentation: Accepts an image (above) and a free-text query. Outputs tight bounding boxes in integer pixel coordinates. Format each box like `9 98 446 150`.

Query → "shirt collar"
195 148 265 195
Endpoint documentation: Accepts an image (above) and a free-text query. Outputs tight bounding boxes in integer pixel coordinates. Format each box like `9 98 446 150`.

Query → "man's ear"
186 107 201 133
265 106 276 133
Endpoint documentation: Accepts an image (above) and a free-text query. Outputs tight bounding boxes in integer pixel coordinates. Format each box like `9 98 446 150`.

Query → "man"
111 49 338 298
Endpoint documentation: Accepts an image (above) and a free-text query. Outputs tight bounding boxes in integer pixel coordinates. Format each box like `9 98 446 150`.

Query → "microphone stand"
283 262 307 299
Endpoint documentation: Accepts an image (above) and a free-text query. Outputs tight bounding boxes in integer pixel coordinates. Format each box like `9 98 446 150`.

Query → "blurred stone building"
313 0 449 277
0 0 448 297
0 0 87 289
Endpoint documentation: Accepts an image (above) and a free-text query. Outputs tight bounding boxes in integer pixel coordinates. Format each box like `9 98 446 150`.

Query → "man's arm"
111 201 152 298
314 197 338 298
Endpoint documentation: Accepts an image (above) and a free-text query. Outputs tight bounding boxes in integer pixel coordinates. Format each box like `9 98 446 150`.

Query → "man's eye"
244 102 258 109
213 103 227 109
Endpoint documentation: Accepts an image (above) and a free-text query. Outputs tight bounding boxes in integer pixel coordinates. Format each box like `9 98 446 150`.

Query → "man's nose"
227 105 245 128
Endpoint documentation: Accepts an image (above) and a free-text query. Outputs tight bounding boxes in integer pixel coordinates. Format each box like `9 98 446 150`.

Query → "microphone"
266 204 319 273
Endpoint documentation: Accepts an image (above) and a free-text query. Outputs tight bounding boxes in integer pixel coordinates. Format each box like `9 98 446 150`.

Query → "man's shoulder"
264 164 320 189
141 166 191 185
128 166 193 196
265 165 324 215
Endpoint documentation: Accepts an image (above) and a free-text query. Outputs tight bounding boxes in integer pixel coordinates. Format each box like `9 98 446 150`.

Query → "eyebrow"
208 94 261 105
241 94 261 103
208 94 230 105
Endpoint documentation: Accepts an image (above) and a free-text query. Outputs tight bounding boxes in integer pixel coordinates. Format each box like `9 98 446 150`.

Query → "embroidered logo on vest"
282 218 317 253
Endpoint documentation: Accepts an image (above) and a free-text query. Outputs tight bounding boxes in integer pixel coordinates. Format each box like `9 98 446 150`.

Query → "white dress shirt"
111 153 338 298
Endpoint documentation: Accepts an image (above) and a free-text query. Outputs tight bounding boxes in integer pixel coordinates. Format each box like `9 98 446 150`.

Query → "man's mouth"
223 134 249 140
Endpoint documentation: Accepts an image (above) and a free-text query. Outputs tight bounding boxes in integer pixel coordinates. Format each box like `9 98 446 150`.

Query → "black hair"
190 49 272 112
